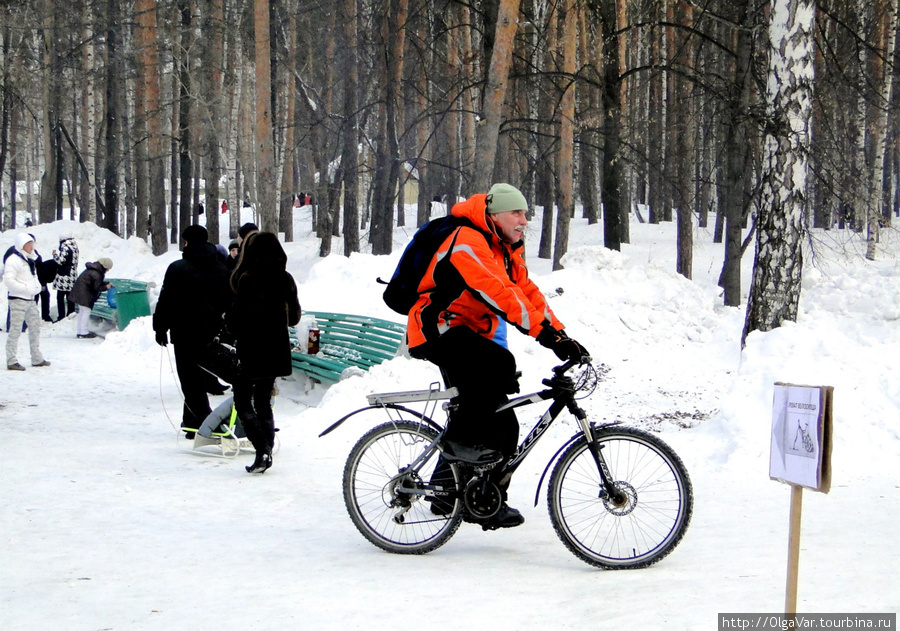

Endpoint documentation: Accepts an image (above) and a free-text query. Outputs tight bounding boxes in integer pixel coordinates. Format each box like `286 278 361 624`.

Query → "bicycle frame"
327 360 625 511
493 360 625 506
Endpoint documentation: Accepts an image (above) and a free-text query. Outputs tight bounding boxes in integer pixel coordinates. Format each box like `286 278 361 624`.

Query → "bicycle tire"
547 425 693 569
343 417 463 554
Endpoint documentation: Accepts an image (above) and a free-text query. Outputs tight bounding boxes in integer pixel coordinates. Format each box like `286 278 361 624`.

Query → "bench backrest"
306 311 405 366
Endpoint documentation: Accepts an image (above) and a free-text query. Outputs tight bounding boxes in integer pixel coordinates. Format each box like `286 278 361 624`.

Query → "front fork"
568 400 628 506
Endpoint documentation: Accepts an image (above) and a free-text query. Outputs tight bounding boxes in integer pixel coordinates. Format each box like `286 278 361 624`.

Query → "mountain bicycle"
319 359 693 569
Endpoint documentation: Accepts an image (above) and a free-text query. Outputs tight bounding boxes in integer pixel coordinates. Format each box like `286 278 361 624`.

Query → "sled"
184 406 253 459
182 405 281 459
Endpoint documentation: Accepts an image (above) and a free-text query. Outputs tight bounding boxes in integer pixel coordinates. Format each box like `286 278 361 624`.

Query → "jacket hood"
450 194 493 233
15 232 35 251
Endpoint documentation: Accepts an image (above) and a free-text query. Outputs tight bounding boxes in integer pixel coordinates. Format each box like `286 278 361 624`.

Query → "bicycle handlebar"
553 355 593 376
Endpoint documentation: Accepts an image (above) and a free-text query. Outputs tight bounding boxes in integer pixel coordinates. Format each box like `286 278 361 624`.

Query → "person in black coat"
153 225 232 436
226 231 301 473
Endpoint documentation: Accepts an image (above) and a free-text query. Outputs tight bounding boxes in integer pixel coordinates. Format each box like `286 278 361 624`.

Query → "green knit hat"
485 183 528 214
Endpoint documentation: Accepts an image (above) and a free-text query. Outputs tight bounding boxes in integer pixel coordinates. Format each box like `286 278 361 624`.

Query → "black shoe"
77 332 98 339
246 451 272 473
439 440 503 465
181 424 199 440
477 504 525 531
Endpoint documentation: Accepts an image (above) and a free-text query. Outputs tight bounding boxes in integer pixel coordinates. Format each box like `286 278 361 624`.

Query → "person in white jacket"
4 233 49 371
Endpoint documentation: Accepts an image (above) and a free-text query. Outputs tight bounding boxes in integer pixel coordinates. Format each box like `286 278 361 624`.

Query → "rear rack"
367 384 458 406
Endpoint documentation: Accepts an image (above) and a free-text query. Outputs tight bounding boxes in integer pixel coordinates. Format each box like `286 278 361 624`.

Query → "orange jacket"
406 193 564 350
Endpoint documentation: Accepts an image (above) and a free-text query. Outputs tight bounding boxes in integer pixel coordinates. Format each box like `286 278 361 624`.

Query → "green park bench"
290 311 406 384
91 279 154 331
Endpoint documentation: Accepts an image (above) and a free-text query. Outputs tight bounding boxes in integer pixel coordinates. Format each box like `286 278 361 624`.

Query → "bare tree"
473 0 520 191
135 0 168 254
254 0 277 232
552 0 576 271
865 0 898 260
341 0 360 254
743 0 815 346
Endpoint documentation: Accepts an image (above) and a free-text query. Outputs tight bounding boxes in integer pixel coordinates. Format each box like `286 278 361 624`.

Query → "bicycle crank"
463 477 502 519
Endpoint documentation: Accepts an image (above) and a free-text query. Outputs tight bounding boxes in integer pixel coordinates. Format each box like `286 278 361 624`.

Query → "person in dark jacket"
70 258 114 339
153 225 232 437
226 231 301 473
225 240 240 271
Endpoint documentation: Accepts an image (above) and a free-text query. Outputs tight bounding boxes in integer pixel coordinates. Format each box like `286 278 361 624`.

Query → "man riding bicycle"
407 183 590 529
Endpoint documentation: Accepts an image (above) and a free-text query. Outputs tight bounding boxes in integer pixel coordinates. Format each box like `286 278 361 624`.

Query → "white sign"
769 383 832 492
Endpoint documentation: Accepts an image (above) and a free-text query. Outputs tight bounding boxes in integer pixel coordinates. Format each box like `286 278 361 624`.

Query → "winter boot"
241 412 272 473
246 449 272 474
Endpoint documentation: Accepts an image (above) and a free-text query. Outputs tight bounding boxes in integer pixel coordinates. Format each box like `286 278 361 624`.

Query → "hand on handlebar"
536 323 591 364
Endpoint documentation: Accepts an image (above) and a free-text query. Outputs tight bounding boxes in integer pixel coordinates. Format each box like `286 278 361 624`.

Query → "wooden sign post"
769 383 833 617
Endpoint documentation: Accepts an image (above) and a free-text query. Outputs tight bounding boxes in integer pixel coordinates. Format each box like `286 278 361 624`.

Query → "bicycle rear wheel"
343 417 463 554
547 425 693 569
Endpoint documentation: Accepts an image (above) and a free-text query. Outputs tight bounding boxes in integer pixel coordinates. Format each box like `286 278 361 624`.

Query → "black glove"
536 323 589 363
155 330 168 347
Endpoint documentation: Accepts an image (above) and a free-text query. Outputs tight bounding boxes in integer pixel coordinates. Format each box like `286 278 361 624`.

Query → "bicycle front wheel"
343 418 463 554
547 425 693 569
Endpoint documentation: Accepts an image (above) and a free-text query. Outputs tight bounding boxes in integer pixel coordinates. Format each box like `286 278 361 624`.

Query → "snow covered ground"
1 207 898 630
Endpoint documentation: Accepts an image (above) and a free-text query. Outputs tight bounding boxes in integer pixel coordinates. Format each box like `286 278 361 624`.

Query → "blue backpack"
379 216 489 315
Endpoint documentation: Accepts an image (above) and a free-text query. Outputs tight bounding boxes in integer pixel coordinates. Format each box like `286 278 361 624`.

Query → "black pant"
413 327 522 508
233 376 276 454
39 287 51 321
173 342 213 429
412 326 520 458
56 291 74 320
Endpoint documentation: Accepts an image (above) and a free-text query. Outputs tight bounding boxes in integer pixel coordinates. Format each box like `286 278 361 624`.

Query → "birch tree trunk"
81 5 97 223
865 0 898 260
742 0 815 346
473 0 520 191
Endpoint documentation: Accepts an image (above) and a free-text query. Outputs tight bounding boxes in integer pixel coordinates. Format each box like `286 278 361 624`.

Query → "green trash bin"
107 279 152 330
